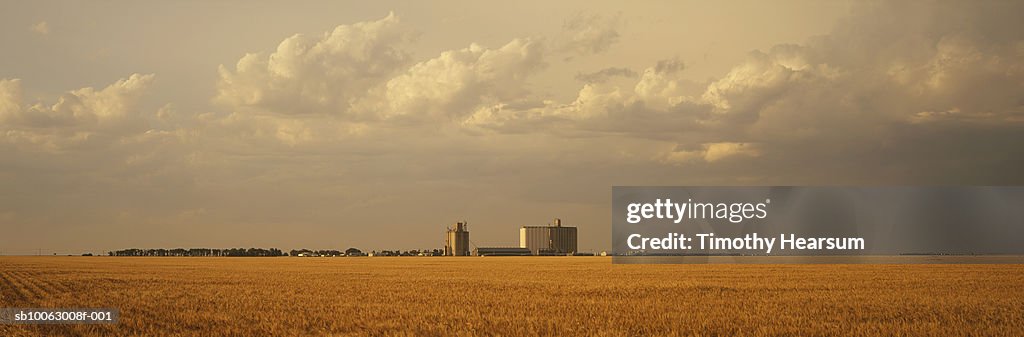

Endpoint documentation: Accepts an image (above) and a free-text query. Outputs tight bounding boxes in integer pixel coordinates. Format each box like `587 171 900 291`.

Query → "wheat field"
1 257 1022 336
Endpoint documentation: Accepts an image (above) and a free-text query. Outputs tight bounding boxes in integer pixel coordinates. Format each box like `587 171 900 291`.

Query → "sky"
2 1 1022 255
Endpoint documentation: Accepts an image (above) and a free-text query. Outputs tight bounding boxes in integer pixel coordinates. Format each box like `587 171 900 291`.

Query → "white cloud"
458 2 1024 184
462 58 709 131
381 38 546 121
634 58 697 111
1 74 157 151
215 12 410 116
0 73 201 237
215 12 550 135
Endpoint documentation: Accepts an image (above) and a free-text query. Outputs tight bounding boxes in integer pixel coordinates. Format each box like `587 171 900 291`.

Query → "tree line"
372 249 444 256
106 247 447 257
108 248 285 257
289 248 356 257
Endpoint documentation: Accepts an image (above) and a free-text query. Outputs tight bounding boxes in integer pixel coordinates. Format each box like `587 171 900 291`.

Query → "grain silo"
444 222 470 256
519 218 578 255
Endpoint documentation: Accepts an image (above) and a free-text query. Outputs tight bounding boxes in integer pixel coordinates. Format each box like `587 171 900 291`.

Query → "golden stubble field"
1 257 1022 336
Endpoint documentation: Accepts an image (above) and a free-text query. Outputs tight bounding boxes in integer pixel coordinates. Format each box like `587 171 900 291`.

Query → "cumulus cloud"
215 12 551 132
7 5 1024 253
463 57 709 133
464 2 1024 183
698 3 1023 182
215 12 410 116
0 73 203 243
382 38 546 120
1 74 157 151
189 2 1024 251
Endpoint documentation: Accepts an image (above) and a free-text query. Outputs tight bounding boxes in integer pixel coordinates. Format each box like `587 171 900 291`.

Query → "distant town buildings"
520 218 578 255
